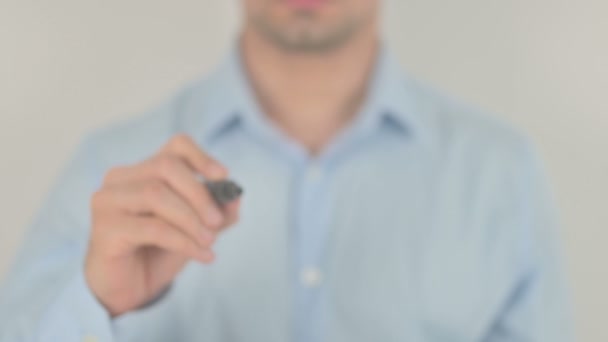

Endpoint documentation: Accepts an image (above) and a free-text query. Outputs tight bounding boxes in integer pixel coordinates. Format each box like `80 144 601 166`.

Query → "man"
0 0 571 341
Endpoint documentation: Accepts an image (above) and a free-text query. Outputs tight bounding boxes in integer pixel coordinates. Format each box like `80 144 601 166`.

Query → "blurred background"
0 0 606 340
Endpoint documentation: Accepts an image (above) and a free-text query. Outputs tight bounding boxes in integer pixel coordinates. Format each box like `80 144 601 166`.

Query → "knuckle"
186 216 203 233
90 213 107 232
144 181 168 204
91 190 108 211
192 188 211 207
91 215 117 240
175 237 192 252
154 155 178 178
198 156 212 169
103 167 124 184
168 134 193 150
163 230 188 250
175 211 201 235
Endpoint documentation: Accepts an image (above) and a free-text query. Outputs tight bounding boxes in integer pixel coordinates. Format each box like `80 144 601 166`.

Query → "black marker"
205 179 243 206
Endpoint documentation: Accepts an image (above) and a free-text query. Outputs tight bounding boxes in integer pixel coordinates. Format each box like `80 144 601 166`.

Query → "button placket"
293 159 331 342
301 266 323 288
305 163 323 183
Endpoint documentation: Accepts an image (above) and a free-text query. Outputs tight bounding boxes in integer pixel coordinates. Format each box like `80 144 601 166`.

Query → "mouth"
284 0 329 11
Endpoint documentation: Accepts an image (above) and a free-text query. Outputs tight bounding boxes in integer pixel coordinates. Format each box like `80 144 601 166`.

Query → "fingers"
104 155 227 229
103 135 226 184
93 181 215 248
92 134 241 263
162 134 227 181
85 134 237 317
115 215 214 263
221 198 241 228
153 156 226 229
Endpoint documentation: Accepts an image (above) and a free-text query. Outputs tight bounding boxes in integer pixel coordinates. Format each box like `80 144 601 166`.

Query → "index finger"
162 134 228 181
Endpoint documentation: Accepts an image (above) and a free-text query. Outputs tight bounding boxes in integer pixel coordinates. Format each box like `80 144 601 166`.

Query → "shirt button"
300 267 323 288
306 164 323 182
83 335 98 342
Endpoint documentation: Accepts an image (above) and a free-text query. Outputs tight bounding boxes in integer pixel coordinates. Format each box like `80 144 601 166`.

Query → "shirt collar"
179 45 427 145
363 49 425 138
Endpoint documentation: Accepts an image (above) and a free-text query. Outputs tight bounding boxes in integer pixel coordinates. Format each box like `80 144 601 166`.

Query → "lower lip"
285 0 328 10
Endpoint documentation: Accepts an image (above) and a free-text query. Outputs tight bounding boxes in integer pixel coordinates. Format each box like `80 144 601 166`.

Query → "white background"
1 1 606 340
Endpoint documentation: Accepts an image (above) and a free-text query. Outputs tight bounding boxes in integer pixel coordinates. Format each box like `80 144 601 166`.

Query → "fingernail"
200 250 215 263
200 228 216 245
210 164 227 178
206 207 223 226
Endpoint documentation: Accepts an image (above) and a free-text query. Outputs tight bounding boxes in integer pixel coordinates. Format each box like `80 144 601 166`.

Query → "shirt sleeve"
484 141 574 341
0 136 116 342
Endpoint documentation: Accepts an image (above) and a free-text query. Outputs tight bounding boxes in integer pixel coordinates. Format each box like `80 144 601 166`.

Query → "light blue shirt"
0 48 572 342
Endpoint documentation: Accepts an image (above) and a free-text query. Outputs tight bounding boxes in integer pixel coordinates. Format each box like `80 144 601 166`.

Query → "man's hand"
84 134 240 317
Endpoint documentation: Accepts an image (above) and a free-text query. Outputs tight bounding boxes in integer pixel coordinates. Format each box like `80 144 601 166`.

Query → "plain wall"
1 1 606 340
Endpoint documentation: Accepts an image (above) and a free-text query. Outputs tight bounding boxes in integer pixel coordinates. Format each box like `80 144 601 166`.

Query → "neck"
240 24 379 154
